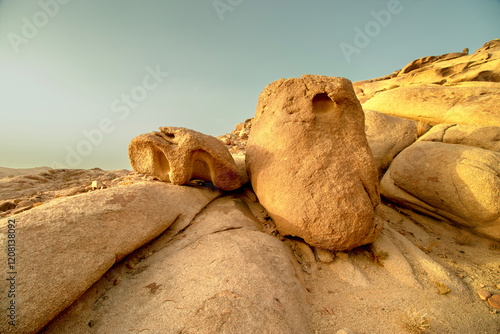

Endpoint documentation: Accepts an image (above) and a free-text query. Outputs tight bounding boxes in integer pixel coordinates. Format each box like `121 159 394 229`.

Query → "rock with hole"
129 126 246 190
246 75 383 251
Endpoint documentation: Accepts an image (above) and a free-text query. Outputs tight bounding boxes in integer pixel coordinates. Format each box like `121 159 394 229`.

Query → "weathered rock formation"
355 39 500 101
2 39 500 334
363 82 500 127
419 123 500 152
42 196 312 333
129 127 247 191
381 124 500 240
246 75 383 251
0 168 130 206
0 182 221 334
217 118 253 155
364 109 431 177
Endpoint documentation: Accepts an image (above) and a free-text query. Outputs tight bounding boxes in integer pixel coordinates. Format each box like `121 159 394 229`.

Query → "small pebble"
0 201 16 212
336 329 357 334
91 180 103 190
477 289 491 301
314 247 335 263
489 295 500 309
16 200 34 208
113 279 120 285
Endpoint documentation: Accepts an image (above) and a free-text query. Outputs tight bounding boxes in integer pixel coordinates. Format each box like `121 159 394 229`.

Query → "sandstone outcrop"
364 109 431 176
355 39 500 126
3 40 500 334
362 82 500 127
129 126 246 191
217 118 253 155
246 75 382 251
380 139 500 240
354 39 500 101
0 181 221 334
42 196 312 334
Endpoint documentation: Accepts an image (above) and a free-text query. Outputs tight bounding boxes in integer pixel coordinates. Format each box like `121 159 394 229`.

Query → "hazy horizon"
1 0 499 170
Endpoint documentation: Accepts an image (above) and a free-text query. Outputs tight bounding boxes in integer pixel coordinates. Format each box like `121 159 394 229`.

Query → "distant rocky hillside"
1 39 499 334
0 167 52 178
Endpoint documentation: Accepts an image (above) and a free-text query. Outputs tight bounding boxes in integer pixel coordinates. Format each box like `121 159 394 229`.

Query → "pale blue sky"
0 0 499 170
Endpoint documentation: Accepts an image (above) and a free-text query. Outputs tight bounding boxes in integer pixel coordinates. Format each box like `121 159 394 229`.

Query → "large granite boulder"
129 126 247 191
380 127 500 240
364 109 431 177
42 196 312 334
246 75 383 251
0 181 221 334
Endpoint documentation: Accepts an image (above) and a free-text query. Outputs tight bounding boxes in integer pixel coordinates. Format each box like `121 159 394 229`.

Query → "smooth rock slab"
246 75 382 251
418 123 500 153
364 109 431 177
42 197 312 334
380 141 500 240
362 82 500 127
0 181 220 334
129 126 245 190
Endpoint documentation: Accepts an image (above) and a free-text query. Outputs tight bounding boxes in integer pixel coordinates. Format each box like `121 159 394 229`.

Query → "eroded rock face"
246 75 383 251
355 39 500 127
362 82 500 127
354 39 500 104
380 139 500 240
419 123 500 152
129 127 246 191
0 181 221 334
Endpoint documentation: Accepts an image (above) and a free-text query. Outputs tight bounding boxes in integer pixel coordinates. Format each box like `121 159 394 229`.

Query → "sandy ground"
289 201 500 334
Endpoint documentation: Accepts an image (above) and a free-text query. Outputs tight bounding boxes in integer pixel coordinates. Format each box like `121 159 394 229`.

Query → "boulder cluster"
1 39 499 333
219 38 500 243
